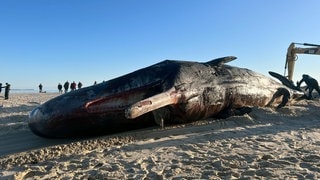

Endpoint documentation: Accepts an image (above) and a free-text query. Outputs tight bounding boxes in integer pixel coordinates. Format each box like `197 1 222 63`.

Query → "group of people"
38 81 84 94
0 83 11 100
58 81 83 93
38 81 99 94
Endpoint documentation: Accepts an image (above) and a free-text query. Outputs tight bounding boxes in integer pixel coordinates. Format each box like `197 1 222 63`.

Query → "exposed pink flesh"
85 91 146 113
84 81 162 113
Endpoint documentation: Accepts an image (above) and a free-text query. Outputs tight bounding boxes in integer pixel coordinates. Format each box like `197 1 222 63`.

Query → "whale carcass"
28 56 301 138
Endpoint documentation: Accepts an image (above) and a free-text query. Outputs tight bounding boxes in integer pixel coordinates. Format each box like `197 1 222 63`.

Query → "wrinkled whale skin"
28 56 295 138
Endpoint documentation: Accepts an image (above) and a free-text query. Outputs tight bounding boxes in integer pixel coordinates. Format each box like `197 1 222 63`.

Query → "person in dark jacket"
78 81 83 89
64 81 69 93
39 83 43 93
297 74 320 99
70 81 77 91
58 83 63 93
4 83 10 100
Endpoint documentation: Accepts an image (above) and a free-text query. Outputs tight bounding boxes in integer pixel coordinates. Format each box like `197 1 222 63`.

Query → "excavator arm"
285 42 320 81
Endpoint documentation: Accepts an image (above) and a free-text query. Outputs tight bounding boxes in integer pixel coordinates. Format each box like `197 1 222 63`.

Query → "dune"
0 93 320 179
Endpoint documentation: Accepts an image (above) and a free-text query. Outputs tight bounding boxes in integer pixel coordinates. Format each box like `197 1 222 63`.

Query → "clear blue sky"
1 0 320 90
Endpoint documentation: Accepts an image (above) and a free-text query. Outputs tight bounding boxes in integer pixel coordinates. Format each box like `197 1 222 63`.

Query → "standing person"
78 81 83 89
39 83 43 93
57 83 63 93
70 81 77 91
4 83 10 100
64 81 69 93
0 83 2 94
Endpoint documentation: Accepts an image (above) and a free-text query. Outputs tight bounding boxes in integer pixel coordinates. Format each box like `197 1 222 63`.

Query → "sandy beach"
0 93 320 179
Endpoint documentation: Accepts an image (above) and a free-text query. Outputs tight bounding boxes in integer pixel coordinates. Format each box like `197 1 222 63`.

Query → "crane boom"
285 42 320 81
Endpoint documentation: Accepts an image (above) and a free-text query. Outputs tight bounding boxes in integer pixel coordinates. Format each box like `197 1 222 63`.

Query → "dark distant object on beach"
38 83 47 93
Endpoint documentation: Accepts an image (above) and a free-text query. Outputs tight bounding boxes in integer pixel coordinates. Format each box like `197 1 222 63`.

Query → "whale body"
28 56 299 138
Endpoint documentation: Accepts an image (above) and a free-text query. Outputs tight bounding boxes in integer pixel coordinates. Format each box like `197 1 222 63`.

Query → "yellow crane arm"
285 42 320 81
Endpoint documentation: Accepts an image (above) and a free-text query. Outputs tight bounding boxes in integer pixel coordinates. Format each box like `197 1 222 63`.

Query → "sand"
0 93 320 179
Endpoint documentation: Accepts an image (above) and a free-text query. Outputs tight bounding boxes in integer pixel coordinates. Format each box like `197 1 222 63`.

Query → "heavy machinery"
284 42 320 81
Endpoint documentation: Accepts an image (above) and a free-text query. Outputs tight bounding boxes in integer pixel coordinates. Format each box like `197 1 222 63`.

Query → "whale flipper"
269 71 301 91
125 87 182 119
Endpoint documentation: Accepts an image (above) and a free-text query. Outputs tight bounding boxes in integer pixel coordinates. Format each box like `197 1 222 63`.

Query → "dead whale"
28 56 301 138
